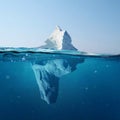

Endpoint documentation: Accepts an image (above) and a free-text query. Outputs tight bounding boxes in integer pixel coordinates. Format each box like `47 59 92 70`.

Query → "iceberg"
32 26 81 104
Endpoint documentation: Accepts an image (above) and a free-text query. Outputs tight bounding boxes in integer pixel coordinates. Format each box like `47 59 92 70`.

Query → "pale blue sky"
0 0 120 53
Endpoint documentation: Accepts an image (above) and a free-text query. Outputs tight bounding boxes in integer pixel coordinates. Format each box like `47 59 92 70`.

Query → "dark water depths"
0 51 120 120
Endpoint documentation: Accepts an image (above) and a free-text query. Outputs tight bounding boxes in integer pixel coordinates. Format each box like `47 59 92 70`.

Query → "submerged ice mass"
32 58 84 104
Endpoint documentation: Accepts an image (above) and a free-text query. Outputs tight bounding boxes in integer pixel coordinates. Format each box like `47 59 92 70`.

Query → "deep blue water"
0 51 120 120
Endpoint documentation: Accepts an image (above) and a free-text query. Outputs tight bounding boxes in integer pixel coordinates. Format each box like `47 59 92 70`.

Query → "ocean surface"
0 48 120 120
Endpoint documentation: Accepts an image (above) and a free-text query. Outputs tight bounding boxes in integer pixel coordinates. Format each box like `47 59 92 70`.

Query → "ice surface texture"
40 26 77 50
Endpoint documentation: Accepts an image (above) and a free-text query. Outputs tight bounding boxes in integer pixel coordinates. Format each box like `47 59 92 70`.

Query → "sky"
0 0 120 54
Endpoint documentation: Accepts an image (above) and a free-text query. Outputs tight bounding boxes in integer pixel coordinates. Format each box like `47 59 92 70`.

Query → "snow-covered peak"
55 25 62 31
40 26 77 50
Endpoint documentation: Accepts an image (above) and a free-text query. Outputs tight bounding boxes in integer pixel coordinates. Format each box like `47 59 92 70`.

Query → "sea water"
0 48 120 120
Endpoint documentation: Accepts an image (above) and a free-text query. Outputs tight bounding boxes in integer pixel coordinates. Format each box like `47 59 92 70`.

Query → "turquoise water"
0 50 120 120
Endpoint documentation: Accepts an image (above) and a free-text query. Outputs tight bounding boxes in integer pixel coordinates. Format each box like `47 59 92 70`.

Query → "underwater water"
0 48 120 120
